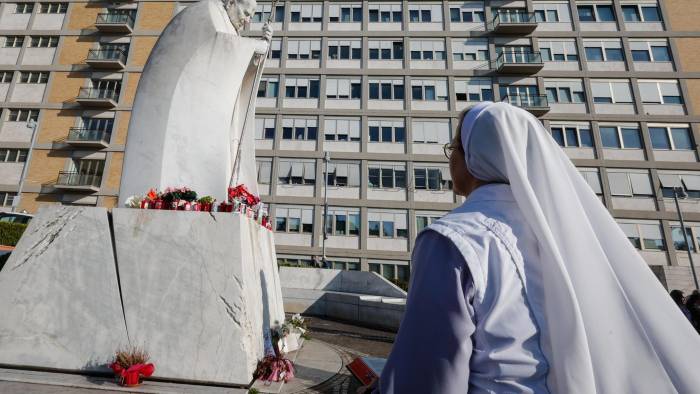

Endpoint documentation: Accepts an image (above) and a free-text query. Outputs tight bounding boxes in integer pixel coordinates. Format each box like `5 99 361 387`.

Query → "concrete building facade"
1 0 700 290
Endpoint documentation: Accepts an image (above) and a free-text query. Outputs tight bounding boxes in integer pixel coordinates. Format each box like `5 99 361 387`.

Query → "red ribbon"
110 362 155 386
228 185 260 207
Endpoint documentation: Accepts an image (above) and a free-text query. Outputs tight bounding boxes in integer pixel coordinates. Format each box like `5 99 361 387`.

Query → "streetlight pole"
673 186 700 291
13 119 38 213
321 151 330 267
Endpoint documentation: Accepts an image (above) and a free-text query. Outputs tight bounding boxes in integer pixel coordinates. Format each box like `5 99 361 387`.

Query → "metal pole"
673 187 700 291
321 151 330 267
13 119 38 213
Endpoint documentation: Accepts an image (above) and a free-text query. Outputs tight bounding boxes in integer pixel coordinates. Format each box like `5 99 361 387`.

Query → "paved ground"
0 316 396 394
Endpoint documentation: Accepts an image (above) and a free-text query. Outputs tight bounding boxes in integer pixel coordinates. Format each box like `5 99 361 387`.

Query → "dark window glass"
632 50 651 62
309 80 319 98
412 86 423 100
671 128 693 150
393 85 404 100
395 170 406 188
597 5 615 21
577 5 595 21
621 128 642 149
369 221 380 236
649 127 671 149
351 83 361 99
421 10 431 22
368 168 380 187
565 127 579 147
381 83 392 99
622 5 640 21
369 126 380 142
353 7 362 22
663 95 683 104
369 9 379 22
411 51 421 60
580 129 593 147
393 42 404 59
275 6 284 22
450 8 460 22
369 83 379 99
382 221 394 238
395 127 405 142
283 127 293 139
291 12 300 22
381 168 394 188
605 48 624 61
382 127 393 142
651 46 671 61
600 126 621 148
552 128 565 146
275 217 287 232
534 10 545 22
409 10 419 22
585 47 604 61
414 169 426 189
641 6 661 22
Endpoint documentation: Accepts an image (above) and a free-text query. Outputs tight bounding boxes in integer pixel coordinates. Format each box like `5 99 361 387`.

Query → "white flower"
124 195 143 208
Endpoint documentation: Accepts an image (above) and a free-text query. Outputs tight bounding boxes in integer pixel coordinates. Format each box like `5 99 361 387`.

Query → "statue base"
0 206 284 386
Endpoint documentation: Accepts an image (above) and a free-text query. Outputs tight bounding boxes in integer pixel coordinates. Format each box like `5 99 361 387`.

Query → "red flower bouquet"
254 355 295 383
228 184 260 207
109 347 155 387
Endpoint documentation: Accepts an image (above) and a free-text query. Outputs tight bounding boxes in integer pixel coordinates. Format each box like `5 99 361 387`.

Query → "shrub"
0 222 28 246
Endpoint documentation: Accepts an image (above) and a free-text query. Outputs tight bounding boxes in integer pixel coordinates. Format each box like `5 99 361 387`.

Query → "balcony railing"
86 49 127 68
501 94 550 114
496 51 544 73
66 128 111 147
76 88 120 107
56 171 102 191
95 13 134 32
492 11 538 33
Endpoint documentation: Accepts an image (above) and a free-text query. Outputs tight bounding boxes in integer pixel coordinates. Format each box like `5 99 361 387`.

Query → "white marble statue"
119 0 272 204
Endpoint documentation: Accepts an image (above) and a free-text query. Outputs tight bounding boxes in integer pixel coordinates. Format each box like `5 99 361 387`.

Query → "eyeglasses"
443 143 457 159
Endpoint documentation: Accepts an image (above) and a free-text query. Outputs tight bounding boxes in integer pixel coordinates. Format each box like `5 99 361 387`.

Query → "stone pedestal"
0 206 284 386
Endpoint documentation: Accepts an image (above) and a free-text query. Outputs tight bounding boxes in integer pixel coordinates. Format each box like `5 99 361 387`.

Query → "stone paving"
0 317 396 394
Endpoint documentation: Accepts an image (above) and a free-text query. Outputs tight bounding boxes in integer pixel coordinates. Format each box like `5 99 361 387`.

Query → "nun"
373 102 700 393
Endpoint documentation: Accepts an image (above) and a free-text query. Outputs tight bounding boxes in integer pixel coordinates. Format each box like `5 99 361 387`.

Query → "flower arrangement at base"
254 354 295 384
289 314 310 340
109 346 155 387
162 187 198 210
198 196 216 212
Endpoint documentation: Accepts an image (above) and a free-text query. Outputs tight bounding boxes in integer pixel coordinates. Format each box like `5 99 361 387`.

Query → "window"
630 40 671 62
544 80 585 103
281 117 317 140
599 125 642 149
325 208 360 236
255 117 275 140
638 80 683 105
412 120 450 145
256 158 272 185
0 192 17 207
577 4 615 22
414 166 451 191
287 39 321 60
367 211 408 238
538 40 578 62
278 160 316 185
329 4 362 22
579 168 603 194
325 118 361 141
369 3 402 22
290 3 322 23
451 39 489 61
29 36 59 48
268 39 282 60
19 71 49 84
39 2 67 13
590 80 633 104
618 220 664 250
368 163 406 188
583 39 624 62
369 79 404 100
326 78 361 100
533 2 571 23
621 4 661 22
411 79 448 101
0 72 13 83
408 4 442 23
410 40 445 61
659 173 700 199
328 40 361 60
607 170 653 197
325 162 361 187
81 117 113 132
670 225 696 251
284 77 320 99
0 149 28 163
649 125 694 150
500 85 540 104
257 76 279 98
369 119 405 143
4 36 24 48
449 4 485 23
416 213 443 232
368 40 403 60
455 79 493 102
7 109 39 122
277 256 315 268
15 3 34 13
551 124 593 148
275 206 313 233
252 3 284 23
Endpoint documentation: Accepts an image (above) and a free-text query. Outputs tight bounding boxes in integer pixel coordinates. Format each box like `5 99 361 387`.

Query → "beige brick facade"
136 2 175 30
664 0 700 32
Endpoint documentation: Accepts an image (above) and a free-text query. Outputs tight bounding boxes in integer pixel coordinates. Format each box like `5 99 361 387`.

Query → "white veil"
462 102 700 393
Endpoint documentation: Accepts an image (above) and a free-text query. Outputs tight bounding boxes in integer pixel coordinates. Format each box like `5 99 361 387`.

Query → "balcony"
55 172 102 192
86 49 127 69
95 13 134 33
496 51 543 74
492 11 538 34
65 128 111 148
501 94 550 115
76 88 119 108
